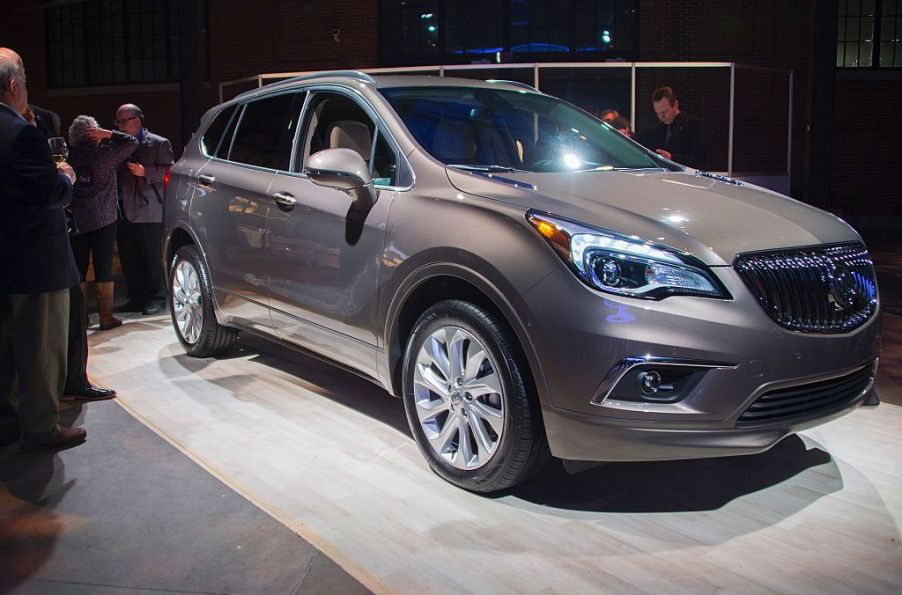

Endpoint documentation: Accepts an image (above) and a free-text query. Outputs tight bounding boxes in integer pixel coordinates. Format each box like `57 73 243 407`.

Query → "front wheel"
402 300 550 493
168 244 237 357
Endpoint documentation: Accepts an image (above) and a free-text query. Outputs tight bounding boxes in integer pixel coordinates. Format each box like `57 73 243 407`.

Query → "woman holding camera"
67 115 136 329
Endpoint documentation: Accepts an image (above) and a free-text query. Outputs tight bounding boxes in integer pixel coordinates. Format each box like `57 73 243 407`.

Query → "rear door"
189 91 305 332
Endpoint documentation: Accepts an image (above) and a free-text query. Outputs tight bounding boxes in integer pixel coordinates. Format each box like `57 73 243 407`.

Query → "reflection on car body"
163 72 880 493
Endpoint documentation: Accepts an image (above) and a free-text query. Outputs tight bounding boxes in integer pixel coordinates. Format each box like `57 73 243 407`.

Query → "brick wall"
0 0 379 160
638 0 812 197
831 76 902 220
2 0 897 221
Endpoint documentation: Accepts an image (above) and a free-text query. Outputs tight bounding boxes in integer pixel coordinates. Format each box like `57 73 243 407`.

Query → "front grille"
736 364 874 427
734 243 878 333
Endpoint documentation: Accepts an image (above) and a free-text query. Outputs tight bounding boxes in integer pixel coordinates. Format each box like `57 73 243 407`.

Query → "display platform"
83 313 902 594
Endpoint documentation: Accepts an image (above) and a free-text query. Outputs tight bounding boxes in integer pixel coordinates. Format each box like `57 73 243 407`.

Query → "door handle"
197 174 215 186
272 191 297 210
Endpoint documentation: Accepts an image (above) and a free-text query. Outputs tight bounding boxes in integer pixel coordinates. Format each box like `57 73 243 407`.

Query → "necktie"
664 124 672 148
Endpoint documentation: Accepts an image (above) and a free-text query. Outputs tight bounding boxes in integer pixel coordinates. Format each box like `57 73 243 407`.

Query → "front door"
265 90 402 375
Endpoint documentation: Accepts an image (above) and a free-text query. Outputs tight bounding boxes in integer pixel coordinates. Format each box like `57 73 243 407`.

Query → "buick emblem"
827 263 858 311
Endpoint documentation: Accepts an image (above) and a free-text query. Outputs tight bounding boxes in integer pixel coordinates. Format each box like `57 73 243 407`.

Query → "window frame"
291 85 414 191
44 0 206 88
837 0 902 69
214 90 306 173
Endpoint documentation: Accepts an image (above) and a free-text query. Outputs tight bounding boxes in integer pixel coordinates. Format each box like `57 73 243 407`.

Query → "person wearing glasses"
113 104 173 316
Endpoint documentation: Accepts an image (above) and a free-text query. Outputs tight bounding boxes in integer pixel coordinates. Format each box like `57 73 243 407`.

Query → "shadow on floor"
204 333 843 517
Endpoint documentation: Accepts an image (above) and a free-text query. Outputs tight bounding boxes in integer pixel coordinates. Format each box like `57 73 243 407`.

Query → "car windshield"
380 85 675 173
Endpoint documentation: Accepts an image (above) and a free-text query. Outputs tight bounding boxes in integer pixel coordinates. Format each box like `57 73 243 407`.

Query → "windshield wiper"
447 164 524 173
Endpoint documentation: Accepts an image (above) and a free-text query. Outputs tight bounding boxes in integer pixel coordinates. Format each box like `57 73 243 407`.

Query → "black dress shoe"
142 302 164 315
114 301 144 313
20 426 86 453
64 384 117 401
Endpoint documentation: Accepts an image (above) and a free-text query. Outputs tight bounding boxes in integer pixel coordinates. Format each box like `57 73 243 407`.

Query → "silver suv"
163 71 880 492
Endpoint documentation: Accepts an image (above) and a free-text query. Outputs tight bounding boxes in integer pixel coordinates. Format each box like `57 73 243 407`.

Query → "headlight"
527 211 730 300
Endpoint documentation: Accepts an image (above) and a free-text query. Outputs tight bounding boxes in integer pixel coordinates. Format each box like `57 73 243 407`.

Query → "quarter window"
201 105 237 158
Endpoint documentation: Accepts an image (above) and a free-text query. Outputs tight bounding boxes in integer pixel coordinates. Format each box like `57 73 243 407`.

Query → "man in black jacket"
0 48 87 451
637 86 708 170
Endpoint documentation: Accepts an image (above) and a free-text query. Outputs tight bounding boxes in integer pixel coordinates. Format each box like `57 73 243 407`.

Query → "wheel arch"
383 264 550 409
163 224 201 277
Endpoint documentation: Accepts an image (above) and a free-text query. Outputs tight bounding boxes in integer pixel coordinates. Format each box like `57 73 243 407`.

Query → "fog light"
638 370 673 395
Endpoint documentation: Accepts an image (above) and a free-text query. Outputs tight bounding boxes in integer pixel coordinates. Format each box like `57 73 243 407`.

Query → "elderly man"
114 103 173 315
0 48 87 451
637 86 708 170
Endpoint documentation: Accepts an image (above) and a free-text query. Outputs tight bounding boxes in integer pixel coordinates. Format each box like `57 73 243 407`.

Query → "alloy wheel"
172 259 203 344
412 326 505 470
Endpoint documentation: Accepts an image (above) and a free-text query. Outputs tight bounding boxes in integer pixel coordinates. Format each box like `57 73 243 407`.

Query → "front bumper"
543 382 875 462
520 263 882 462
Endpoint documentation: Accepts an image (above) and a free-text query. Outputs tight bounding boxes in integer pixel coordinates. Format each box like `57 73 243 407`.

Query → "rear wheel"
402 299 550 493
169 244 237 357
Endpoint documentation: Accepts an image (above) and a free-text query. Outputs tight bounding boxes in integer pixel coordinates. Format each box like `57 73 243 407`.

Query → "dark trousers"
0 290 69 441
65 283 89 390
117 219 164 307
71 221 117 282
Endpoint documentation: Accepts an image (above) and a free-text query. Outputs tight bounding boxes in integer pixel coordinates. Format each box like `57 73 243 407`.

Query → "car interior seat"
327 120 373 163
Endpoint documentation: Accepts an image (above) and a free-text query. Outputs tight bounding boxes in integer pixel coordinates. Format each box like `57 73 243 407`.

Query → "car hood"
446 168 863 265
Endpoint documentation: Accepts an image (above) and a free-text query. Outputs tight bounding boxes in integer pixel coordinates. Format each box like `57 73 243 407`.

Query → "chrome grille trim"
734 243 878 333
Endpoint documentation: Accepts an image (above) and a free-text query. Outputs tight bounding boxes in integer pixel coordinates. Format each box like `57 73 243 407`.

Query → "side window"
228 92 305 170
298 91 398 186
201 105 236 157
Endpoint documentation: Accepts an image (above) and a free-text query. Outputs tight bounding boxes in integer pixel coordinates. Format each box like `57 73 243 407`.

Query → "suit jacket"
30 104 61 141
637 111 708 170
0 102 79 293
118 129 174 223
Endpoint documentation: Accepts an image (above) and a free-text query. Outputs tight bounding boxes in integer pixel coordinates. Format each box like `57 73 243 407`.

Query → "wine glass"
48 137 68 163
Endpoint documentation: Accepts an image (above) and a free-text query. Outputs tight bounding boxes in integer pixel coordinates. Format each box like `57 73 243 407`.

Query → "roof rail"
280 70 378 86
485 79 539 92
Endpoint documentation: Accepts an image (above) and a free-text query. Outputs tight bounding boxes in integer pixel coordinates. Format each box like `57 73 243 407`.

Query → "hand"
84 127 112 142
58 162 76 184
22 107 36 126
127 162 146 177
655 149 672 160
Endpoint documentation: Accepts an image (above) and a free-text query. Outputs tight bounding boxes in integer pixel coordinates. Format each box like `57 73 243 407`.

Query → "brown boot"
96 282 123 330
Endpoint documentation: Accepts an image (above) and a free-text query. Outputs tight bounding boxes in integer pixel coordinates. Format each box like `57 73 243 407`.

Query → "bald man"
114 103 173 315
0 48 87 451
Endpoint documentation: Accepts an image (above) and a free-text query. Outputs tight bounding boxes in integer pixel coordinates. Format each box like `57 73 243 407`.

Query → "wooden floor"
89 314 902 594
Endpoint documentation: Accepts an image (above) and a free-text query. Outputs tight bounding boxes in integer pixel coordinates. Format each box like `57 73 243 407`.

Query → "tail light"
163 167 171 192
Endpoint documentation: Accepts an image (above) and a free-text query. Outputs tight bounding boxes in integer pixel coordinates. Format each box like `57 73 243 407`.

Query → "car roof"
232 71 540 102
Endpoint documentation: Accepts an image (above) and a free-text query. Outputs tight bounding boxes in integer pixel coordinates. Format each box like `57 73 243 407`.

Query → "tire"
402 299 550 493
168 244 237 357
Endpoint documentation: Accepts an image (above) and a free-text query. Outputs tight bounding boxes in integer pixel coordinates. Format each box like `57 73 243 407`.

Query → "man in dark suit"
0 48 87 451
114 103 173 315
27 103 116 402
637 86 708 170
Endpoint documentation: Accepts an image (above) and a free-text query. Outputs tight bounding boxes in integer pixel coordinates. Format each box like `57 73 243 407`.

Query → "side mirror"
306 148 376 210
